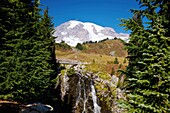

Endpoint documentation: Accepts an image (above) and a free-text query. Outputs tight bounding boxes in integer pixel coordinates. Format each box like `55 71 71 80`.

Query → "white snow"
84 22 104 32
68 20 82 29
82 22 106 42
55 36 82 47
83 23 98 39
63 36 83 47
68 20 104 34
61 32 67 35
54 20 129 47
55 39 61 43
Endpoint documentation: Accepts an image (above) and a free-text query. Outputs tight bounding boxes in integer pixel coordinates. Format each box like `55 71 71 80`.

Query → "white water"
91 81 101 113
82 81 87 113
61 69 69 100
75 75 88 113
75 76 81 107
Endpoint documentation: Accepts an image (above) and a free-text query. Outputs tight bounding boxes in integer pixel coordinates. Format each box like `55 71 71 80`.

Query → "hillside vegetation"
82 39 127 57
55 39 128 75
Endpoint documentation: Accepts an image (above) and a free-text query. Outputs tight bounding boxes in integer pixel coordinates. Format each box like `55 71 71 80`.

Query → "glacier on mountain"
54 20 129 46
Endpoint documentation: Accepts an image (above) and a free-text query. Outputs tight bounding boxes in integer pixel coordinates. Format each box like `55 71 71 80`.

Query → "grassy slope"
82 39 127 57
55 39 128 76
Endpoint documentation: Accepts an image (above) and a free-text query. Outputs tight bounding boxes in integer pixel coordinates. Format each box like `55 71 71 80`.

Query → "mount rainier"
54 20 129 46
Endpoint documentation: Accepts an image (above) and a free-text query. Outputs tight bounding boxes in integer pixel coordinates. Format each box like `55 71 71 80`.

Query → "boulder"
20 103 53 113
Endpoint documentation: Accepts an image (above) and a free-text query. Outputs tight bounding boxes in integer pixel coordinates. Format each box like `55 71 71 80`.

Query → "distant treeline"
55 40 72 50
82 37 124 44
55 37 126 51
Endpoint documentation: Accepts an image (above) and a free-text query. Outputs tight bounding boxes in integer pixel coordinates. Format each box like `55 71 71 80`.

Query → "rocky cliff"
55 63 126 113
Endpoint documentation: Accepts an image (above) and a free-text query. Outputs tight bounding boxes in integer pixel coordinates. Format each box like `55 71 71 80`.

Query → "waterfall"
75 76 81 107
75 74 88 113
82 81 87 113
91 80 101 113
61 68 69 100
57 63 124 113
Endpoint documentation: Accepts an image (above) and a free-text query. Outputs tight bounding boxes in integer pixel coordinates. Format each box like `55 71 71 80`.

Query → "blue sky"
40 0 139 33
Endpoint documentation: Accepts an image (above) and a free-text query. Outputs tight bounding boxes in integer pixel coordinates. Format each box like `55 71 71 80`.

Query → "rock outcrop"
56 64 125 113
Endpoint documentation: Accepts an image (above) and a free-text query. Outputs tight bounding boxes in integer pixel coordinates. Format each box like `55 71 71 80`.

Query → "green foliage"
0 0 57 103
95 73 117 112
55 41 72 50
76 43 84 50
120 0 170 112
67 68 76 76
97 72 111 80
119 64 122 68
114 57 119 64
98 38 109 43
107 61 114 64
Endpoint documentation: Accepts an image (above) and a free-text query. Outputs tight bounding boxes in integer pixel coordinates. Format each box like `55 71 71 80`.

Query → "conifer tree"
0 0 56 102
76 43 84 50
0 0 35 100
120 0 170 112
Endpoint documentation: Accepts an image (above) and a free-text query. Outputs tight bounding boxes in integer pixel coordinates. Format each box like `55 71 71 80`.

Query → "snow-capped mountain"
54 20 129 46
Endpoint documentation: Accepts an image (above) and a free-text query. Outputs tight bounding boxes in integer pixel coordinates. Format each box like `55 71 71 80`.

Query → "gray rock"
20 103 53 113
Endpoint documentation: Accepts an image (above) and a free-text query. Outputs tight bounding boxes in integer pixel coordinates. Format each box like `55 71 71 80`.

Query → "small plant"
67 68 76 76
107 61 114 64
114 57 119 64
119 64 122 68
111 67 115 76
93 59 95 64
123 58 126 64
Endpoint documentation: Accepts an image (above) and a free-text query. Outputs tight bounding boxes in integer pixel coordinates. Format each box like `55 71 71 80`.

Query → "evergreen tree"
0 0 35 100
120 0 170 112
76 43 84 50
40 8 57 79
0 0 56 102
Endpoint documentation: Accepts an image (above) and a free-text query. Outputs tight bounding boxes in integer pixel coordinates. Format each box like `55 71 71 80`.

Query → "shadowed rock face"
0 101 54 113
0 101 20 113
54 20 129 46
100 27 116 36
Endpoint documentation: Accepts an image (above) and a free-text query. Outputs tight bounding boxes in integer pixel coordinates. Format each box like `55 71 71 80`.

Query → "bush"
113 57 119 64
76 43 84 50
55 41 72 50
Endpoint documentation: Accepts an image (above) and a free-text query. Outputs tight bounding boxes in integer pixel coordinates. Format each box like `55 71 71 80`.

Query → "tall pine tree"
0 0 57 102
120 0 170 112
